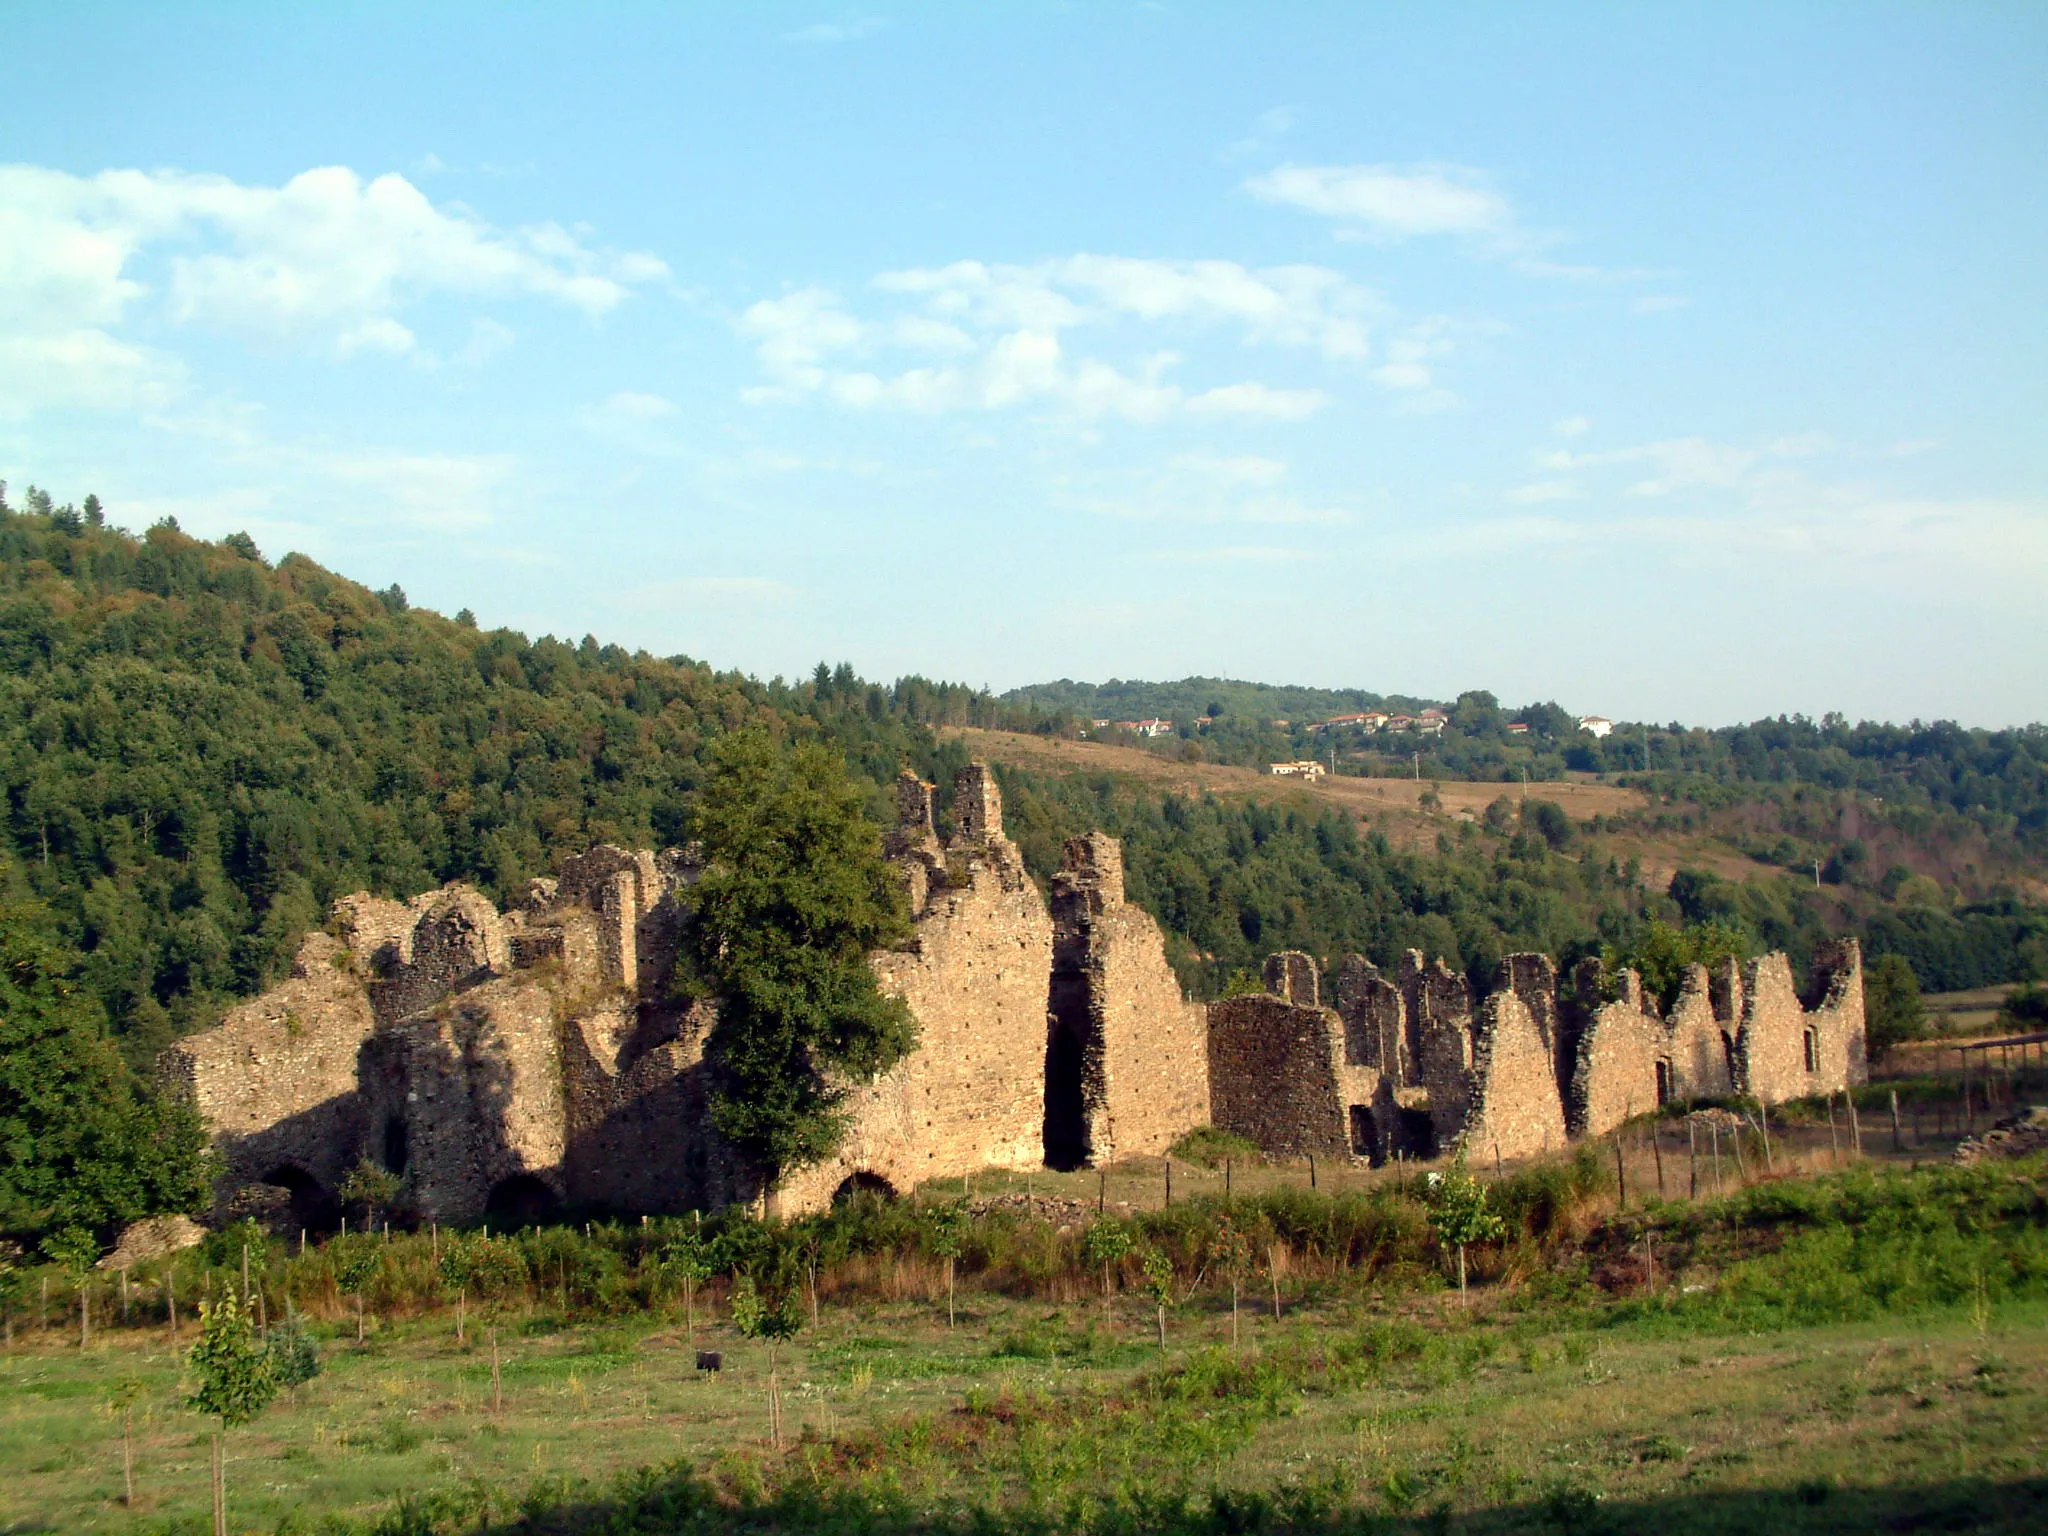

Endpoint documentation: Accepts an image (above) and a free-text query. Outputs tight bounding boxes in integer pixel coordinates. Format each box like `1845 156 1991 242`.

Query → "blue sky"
3 3 2043 724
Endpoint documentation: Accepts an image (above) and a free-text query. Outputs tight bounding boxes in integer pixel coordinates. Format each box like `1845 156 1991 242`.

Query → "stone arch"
259 1164 341 1234
483 1172 561 1225
832 1171 899 1205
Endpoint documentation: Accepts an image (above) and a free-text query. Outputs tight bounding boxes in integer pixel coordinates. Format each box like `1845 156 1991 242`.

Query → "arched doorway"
484 1173 560 1225
832 1171 899 1206
259 1164 341 1234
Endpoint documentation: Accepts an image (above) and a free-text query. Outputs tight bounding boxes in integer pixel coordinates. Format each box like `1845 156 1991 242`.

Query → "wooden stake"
1826 1098 1841 1164
1164 1158 1173 1207
1687 1117 1698 1199
1613 1136 1626 1208
491 1327 502 1414
1847 1093 1863 1157
1651 1127 1665 1199
1307 1153 1315 1191
1890 1089 1903 1152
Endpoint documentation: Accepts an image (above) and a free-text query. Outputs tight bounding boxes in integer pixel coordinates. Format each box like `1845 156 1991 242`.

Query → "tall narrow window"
1654 1060 1673 1106
1803 1028 1818 1073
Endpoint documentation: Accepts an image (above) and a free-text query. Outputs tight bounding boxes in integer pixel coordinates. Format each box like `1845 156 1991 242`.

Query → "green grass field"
5 1132 2046 1534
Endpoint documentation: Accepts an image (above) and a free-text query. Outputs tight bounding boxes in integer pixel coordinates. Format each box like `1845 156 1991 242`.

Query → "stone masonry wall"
1047 833 1208 1166
1206 994 1352 1159
157 931 376 1204
1459 991 1569 1161
774 765 1055 1214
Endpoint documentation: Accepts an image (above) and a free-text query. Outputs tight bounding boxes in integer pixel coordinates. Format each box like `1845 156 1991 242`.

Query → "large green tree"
0 904 212 1243
685 730 916 1184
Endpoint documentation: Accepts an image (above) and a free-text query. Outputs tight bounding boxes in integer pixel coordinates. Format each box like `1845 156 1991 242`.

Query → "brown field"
946 727 1788 885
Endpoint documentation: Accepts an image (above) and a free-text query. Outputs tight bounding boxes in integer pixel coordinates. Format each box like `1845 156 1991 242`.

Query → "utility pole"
1813 858 1822 889
1412 752 1419 781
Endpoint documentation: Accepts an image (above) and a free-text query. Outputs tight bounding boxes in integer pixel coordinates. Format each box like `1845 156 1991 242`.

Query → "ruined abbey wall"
1211 939 1867 1167
158 930 377 1206
1206 994 1357 1159
777 774 1054 1213
1045 833 1207 1168
169 761 1212 1227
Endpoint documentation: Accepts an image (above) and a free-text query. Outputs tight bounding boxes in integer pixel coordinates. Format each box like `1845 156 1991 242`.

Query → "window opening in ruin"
1803 1028 1818 1073
484 1173 560 1225
1349 1105 1380 1163
1395 1107 1436 1161
1654 1060 1673 1107
1043 1021 1088 1171
832 1171 899 1205
382 1115 410 1176
260 1165 341 1235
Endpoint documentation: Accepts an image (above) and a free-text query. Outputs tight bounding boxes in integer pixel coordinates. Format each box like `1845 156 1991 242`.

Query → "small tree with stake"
729 1274 802 1451
1423 1151 1504 1301
44 1226 97 1348
1141 1247 1175 1353
658 1229 711 1344
1082 1217 1132 1305
329 1234 380 1343
338 1158 399 1233
1209 1216 1252 1349
187 1291 279 1536
437 1233 475 1344
927 1200 967 1329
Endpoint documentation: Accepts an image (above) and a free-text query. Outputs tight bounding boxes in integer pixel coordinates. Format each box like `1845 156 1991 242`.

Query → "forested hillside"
1 488 2041 1079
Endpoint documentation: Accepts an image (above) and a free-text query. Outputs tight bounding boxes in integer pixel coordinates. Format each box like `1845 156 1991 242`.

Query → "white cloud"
740 254 1375 420
1501 429 2048 597
1632 294 1691 314
1554 415 1591 438
0 162 667 393
1245 163 1512 241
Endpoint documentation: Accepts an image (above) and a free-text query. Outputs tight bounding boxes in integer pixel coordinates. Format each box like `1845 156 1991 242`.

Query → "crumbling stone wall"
1459 990 1569 1162
775 764 1056 1213
1664 962 1737 1102
1264 951 1320 1007
1333 956 1407 1078
358 975 567 1223
157 930 376 1208
1735 940 1865 1105
1567 969 1668 1140
1207 994 1355 1159
1215 942 1867 1165
1043 833 1208 1168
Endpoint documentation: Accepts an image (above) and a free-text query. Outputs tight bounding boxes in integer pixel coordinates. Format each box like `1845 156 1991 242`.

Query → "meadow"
4 1089 2046 1535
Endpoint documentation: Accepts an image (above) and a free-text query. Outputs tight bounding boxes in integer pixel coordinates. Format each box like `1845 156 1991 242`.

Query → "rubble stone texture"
165 762 1208 1224
1209 941 1864 1166
164 761 1867 1224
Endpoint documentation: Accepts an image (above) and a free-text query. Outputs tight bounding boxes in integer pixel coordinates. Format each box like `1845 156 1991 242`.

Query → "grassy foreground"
4 1152 2046 1534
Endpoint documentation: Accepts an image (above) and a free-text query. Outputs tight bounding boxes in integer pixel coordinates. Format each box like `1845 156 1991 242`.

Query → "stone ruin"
1206 940 1866 1165
162 760 1866 1227
162 763 1212 1226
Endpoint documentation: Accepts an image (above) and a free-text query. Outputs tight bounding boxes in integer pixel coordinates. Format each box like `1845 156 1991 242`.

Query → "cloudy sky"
4 4 2043 724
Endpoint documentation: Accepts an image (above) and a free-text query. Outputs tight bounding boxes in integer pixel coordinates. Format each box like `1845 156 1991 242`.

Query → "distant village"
1085 706 1617 780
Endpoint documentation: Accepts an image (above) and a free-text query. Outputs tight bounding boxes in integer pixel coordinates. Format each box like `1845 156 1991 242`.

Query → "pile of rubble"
1953 1105 2048 1164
